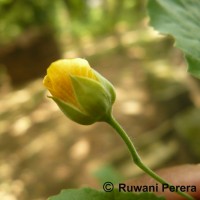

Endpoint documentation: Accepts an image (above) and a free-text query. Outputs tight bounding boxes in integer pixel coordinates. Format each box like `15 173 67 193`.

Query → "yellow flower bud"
43 58 116 125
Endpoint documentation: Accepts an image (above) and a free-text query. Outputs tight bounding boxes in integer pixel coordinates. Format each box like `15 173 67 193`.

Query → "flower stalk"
106 115 194 200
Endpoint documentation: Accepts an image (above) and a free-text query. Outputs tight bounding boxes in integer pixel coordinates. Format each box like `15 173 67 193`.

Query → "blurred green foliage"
0 0 58 43
92 165 123 185
0 0 146 45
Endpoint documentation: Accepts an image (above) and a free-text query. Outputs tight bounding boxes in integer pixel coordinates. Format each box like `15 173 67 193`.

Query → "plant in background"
43 58 194 200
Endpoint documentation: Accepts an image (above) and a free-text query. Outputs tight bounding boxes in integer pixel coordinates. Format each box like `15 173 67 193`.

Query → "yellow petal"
43 58 98 108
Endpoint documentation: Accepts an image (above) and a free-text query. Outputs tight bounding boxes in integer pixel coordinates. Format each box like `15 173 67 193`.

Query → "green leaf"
48 187 165 200
147 0 200 79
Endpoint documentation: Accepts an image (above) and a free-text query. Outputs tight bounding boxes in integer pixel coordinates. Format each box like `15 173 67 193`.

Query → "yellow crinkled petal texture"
43 58 98 108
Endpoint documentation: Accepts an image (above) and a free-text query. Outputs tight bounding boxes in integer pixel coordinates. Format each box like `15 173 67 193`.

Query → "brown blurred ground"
1 24 200 200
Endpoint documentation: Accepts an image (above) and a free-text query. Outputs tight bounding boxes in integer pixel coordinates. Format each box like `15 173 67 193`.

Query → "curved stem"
106 115 194 200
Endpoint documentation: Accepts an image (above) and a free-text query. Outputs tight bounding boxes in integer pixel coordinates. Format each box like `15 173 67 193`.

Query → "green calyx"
70 75 114 122
50 96 95 125
49 73 116 125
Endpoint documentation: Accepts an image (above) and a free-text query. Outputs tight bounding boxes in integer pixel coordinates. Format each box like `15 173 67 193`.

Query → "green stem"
106 115 194 200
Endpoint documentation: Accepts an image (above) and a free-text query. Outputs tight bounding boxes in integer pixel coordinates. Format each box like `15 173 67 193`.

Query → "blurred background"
1 0 200 199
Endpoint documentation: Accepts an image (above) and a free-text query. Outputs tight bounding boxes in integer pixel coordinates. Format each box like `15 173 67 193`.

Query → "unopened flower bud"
43 58 115 125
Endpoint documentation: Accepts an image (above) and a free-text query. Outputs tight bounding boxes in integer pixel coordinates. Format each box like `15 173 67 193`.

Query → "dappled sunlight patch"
0 179 24 200
115 87 128 101
63 50 79 58
145 26 165 40
0 162 12 180
69 139 91 161
20 136 46 158
0 90 30 113
0 191 17 200
10 116 31 136
148 60 186 80
121 100 143 115
30 100 60 123
10 90 30 105
145 60 187 100
0 79 45 113
62 26 162 58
